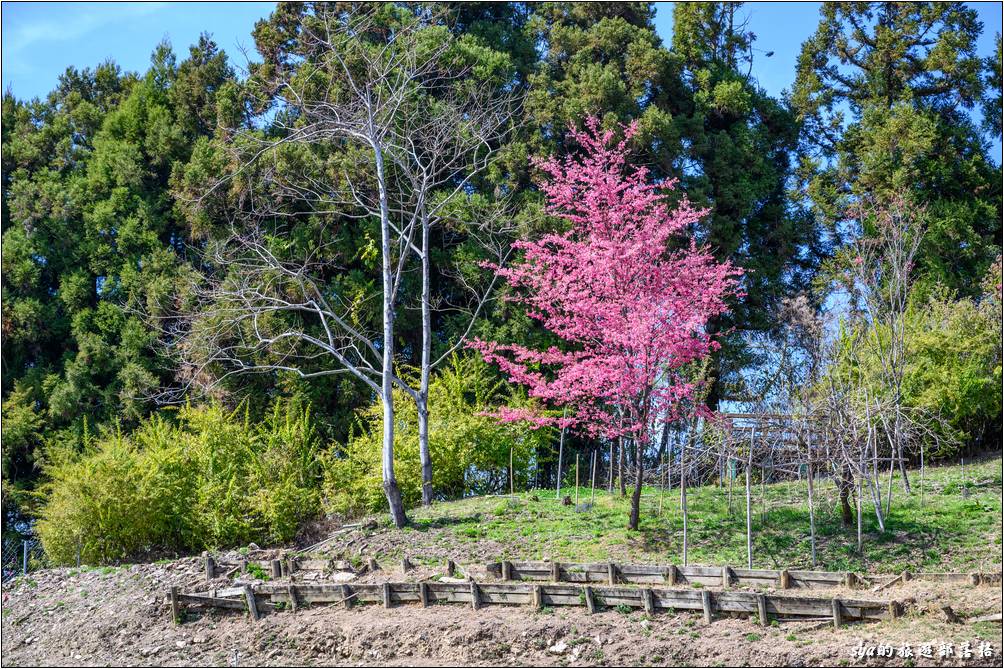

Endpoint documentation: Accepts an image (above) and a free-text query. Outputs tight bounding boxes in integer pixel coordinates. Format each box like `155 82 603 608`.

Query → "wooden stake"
584 586 596 614
607 562 617 585
721 565 730 588
447 559 456 577
550 561 560 582
643 588 655 615
203 553 215 582
831 598 843 629
287 585 298 612
342 584 354 609
779 569 791 589
382 582 392 609
419 581 429 608
501 560 512 581
270 559 282 579
888 600 901 619
756 593 768 626
667 564 678 586
243 586 259 622
170 586 181 624
470 581 481 610
701 589 713 624
532 584 543 610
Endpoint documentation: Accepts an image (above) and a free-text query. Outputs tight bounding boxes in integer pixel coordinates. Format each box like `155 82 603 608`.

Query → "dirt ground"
2 552 1001 667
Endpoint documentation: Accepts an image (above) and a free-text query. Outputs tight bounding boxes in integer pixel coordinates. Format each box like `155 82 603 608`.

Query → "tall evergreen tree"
792 2 1001 295
671 2 820 405
2 37 235 472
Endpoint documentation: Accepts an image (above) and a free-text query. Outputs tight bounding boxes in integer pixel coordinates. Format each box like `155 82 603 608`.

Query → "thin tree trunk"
418 393 432 505
658 451 666 517
628 438 645 530
856 469 863 553
681 420 692 565
895 412 911 494
807 458 817 568
608 438 614 493
839 464 853 527
868 422 886 532
375 138 406 528
614 431 622 494
575 454 580 507
885 449 895 516
745 430 754 569
418 209 433 506
590 449 597 505
760 466 766 524
509 446 514 496
727 458 735 516
920 441 925 507
555 422 565 500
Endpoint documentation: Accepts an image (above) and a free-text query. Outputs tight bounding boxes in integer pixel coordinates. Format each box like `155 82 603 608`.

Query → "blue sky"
4 2 1001 100
1 2 277 95
2 1 1001 150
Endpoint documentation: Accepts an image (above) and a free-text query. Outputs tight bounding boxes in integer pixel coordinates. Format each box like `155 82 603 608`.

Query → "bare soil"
2 552 1001 667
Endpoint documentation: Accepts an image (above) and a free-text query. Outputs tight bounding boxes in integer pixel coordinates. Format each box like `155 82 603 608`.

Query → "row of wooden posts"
175 553 1002 629
486 560 999 590
205 552 998 592
171 579 901 629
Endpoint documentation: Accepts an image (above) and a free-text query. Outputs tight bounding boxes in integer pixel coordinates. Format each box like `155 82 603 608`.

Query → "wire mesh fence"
1 536 47 585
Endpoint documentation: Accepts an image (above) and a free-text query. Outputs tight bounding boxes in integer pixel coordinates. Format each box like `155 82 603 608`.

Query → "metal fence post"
22 540 28 575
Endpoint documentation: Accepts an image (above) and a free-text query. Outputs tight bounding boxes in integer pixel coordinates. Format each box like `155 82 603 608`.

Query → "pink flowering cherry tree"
470 117 741 530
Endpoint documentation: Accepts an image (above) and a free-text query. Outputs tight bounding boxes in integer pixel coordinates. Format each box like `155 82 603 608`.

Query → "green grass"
402 457 1001 573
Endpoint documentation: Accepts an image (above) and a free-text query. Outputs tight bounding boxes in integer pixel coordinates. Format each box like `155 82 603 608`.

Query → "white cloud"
3 2 167 55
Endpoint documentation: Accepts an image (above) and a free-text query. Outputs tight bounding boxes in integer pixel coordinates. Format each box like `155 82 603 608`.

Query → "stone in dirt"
548 641 568 655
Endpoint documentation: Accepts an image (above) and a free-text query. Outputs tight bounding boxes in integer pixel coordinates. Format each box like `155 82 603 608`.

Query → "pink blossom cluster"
470 117 741 444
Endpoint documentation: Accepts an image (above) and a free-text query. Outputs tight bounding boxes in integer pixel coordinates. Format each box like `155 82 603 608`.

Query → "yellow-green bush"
323 355 553 516
36 401 322 564
36 419 193 564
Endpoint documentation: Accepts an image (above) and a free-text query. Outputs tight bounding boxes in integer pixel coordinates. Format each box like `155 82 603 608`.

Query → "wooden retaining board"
209 556 355 579
487 561 1000 590
188 581 896 622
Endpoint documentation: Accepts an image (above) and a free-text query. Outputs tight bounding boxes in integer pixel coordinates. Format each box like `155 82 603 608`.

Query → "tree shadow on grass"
407 514 483 532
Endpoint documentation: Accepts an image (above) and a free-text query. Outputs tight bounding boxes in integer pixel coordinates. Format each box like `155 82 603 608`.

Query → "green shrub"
322 355 553 516
36 419 193 564
825 272 1002 456
36 400 322 564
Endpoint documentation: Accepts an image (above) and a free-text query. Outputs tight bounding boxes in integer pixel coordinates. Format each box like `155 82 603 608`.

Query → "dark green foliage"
670 3 821 403
793 2 1001 296
2 38 235 476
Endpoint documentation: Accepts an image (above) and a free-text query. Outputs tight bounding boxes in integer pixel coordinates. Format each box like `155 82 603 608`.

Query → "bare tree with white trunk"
165 8 514 526
846 193 926 497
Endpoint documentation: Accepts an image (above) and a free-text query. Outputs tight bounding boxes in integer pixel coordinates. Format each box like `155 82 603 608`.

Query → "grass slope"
389 456 1001 574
